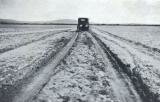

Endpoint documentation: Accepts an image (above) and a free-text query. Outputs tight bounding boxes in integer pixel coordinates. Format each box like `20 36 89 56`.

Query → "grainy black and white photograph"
0 0 160 102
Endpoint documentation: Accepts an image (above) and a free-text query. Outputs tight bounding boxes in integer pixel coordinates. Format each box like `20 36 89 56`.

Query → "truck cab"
77 18 89 31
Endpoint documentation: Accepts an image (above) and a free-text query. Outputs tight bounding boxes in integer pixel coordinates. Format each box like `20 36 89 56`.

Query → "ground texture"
0 25 160 102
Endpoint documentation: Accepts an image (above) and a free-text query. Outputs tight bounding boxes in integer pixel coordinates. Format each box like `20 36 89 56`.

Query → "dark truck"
77 18 89 31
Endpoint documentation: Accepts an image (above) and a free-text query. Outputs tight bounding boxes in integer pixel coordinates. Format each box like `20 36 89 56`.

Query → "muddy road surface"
0 28 160 102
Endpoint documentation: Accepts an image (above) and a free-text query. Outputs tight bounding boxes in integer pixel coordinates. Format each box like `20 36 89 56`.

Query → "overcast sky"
0 0 160 24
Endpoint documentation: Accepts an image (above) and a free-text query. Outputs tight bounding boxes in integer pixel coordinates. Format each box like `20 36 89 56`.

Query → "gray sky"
0 0 160 24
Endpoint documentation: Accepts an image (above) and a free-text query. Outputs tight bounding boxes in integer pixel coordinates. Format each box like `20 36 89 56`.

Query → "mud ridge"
12 32 78 102
34 32 81 97
0 30 69 54
0 34 72 102
95 28 160 54
90 30 158 102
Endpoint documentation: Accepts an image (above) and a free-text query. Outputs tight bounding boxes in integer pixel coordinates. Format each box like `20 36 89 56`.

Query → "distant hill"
1 18 159 25
44 19 77 24
0 19 77 24
0 19 21 24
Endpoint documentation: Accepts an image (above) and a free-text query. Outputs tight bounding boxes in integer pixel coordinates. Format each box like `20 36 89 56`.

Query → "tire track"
0 28 71 36
90 30 139 66
12 32 79 102
90 30 160 102
90 29 160 78
94 27 160 61
0 29 70 54
87 32 143 102
32 32 119 102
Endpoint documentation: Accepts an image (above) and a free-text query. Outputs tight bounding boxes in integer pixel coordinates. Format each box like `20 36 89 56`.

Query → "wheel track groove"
87 31 143 102
12 32 79 102
89 30 160 102
0 29 70 54
94 27 160 61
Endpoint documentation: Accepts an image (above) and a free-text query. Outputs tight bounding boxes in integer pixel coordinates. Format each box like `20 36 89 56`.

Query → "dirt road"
14 32 142 102
1 28 160 102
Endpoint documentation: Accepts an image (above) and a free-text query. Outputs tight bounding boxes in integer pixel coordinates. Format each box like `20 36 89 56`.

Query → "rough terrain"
0 25 160 102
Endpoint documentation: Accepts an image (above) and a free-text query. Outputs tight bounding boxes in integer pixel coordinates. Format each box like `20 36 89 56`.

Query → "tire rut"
0 29 70 54
90 30 160 102
91 29 160 81
32 32 119 102
2 32 78 102
88 31 143 102
94 27 160 61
